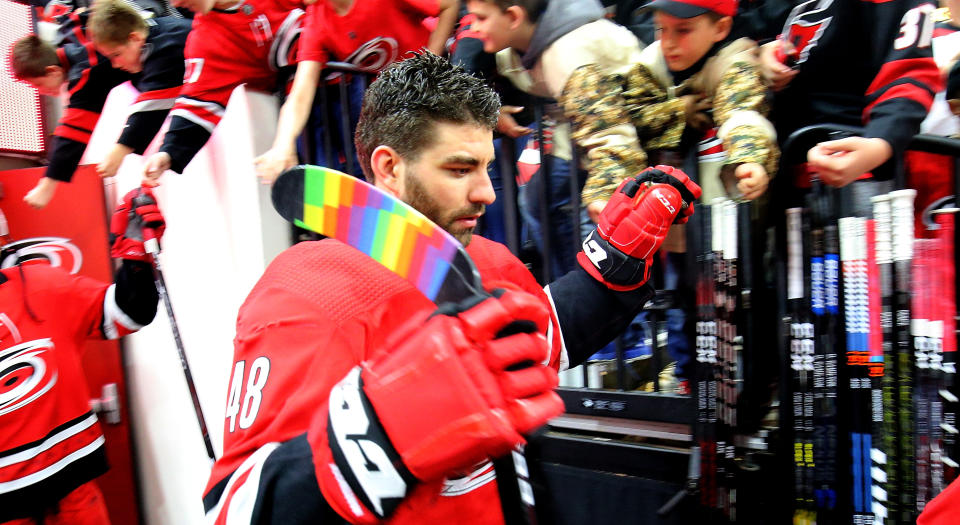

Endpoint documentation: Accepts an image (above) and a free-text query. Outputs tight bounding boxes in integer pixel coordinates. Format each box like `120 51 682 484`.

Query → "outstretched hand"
97 144 134 179
142 152 173 187
24 178 59 209
807 136 892 187
734 162 770 200
254 146 299 184
759 40 798 92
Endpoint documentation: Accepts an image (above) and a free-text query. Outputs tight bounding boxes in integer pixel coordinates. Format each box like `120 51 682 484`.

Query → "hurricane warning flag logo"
0 237 83 273
781 0 834 66
0 339 58 416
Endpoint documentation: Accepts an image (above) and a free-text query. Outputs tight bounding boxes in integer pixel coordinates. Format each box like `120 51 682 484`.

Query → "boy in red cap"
633 0 778 203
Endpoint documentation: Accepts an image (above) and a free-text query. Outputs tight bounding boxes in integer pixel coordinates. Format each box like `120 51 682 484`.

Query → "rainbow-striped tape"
295 165 460 301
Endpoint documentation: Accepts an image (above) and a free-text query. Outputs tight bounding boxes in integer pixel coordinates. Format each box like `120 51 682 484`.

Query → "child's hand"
497 106 533 138
254 146 298 185
681 94 713 132
143 152 172 187
24 177 59 209
97 144 134 178
734 162 769 200
759 41 798 92
807 136 893 187
587 200 606 224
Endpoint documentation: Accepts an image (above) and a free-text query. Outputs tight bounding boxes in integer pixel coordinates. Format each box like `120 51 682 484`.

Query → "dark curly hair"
354 52 501 182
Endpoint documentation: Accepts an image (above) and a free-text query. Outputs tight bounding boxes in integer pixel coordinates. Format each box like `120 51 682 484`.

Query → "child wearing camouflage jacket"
629 0 779 203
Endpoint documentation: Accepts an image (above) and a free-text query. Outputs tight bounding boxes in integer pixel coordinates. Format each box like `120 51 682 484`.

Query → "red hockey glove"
110 187 165 262
577 165 701 291
312 289 563 523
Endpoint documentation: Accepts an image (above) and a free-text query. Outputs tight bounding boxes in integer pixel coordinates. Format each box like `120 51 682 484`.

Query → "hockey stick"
271 164 538 525
872 194 896 524
141 226 216 461
890 189 916 523
932 209 958 486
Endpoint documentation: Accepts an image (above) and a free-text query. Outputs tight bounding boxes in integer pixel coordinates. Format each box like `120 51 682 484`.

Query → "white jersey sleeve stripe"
128 98 177 114
543 283 569 371
170 109 218 134
103 284 144 340
205 442 281 525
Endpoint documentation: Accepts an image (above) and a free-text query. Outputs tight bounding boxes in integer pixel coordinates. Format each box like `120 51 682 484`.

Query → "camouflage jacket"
627 38 780 201
523 18 648 206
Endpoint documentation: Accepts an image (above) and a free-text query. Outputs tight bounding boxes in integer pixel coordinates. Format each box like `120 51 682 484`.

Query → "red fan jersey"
159 0 306 173
297 0 439 70
0 263 146 521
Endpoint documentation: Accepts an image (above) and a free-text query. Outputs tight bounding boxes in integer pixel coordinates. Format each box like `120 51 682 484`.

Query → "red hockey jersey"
202 236 566 524
159 0 306 173
0 263 146 521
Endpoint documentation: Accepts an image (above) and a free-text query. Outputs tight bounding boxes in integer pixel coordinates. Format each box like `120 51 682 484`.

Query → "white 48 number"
226 357 271 432
895 3 936 50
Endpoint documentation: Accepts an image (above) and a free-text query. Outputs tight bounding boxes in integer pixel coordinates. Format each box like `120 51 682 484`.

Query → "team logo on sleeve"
0 339 58 416
781 0 834 66
0 237 82 273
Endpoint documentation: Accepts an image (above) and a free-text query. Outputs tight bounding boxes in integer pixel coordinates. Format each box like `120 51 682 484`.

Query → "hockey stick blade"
272 165 538 525
271 165 485 304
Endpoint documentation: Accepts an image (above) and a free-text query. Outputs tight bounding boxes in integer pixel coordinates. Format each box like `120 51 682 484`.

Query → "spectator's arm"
559 63 648 208
254 60 323 183
713 57 780 178
428 0 459 55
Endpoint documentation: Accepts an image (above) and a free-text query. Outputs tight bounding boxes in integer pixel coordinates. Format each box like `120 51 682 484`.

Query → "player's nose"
470 171 496 206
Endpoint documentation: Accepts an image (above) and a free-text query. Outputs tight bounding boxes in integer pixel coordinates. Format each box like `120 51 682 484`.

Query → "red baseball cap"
644 0 737 18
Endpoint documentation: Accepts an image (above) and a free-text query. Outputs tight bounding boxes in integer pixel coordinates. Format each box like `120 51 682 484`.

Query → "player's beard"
403 170 485 247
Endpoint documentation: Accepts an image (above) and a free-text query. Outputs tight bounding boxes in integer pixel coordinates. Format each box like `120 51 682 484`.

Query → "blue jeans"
301 77 365 176
515 133 582 280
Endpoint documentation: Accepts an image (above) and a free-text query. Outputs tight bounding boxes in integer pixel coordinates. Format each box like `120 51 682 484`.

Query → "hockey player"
250 0 460 183
202 52 701 524
141 0 308 181
0 187 164 524
759 0 942 190
10 0 189 209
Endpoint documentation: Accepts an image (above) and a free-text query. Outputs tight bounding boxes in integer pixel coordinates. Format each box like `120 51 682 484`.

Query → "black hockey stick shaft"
144 230 216 461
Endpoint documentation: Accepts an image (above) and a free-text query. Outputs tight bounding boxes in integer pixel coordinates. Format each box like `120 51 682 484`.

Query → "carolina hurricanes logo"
781 0 834 66
921 194 957 230
42 0 75 22
0 237 83 273
342 37 399 73
0 339 58 416
270 9 305 71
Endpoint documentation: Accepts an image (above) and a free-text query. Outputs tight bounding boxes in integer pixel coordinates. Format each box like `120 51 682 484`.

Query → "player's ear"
371 145 403 197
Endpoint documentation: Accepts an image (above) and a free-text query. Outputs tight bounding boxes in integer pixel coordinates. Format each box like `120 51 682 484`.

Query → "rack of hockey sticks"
691 196 765 523
774 126 960 525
